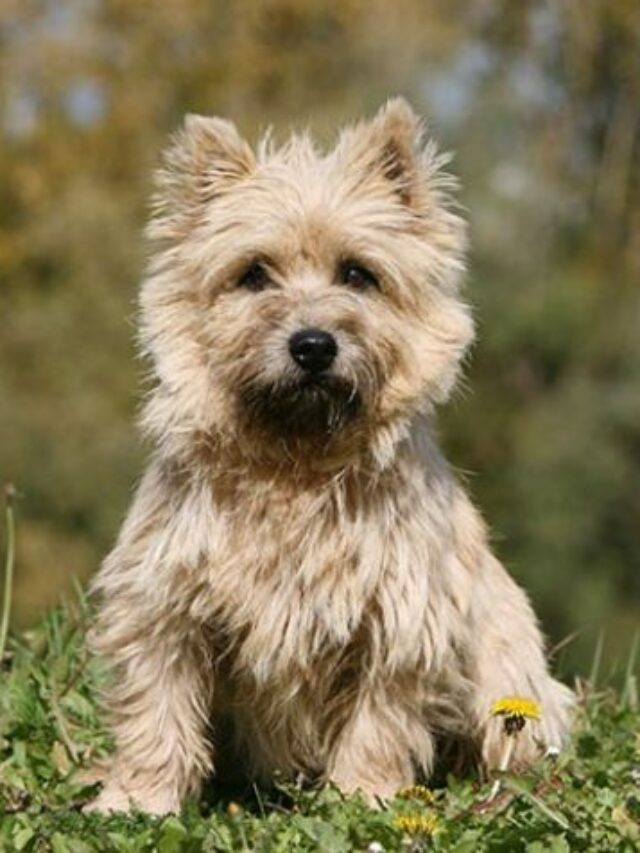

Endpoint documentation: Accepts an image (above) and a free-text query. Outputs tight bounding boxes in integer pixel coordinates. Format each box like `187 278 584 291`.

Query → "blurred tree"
0 1 638 673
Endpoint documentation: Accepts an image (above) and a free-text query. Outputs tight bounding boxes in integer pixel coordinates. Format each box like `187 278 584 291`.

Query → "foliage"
0 1 639 669
0 603 639 851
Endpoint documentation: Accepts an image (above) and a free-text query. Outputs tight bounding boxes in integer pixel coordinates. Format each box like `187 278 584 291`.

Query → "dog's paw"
481 716 545 771
480 678 574 772
84 781 180 815
83 781 132 814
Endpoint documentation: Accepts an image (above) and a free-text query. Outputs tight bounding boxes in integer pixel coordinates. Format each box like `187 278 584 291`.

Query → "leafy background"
1 0 639 675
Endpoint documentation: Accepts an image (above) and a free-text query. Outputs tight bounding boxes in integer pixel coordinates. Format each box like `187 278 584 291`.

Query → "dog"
86 98 573 814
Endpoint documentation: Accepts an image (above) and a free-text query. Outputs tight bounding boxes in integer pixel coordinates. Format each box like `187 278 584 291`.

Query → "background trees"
1 0 638 674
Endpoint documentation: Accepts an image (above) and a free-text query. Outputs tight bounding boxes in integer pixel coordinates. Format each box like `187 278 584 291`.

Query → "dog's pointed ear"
150 114 255 241
336 97 429 207
369 97 423 204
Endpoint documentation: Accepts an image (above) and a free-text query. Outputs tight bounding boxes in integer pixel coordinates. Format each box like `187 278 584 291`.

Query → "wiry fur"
86 99 574 814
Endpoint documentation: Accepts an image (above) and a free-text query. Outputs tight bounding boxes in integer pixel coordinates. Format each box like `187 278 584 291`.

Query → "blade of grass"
622 631 639 711
588 629 605 689
252 782 267 820
0 484 16 661
548 627 587 660
70 575 89 616
505 778 570 831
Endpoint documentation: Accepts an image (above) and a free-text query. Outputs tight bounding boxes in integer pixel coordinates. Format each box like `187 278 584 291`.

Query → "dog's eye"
237 261 270 292
340 262 379 291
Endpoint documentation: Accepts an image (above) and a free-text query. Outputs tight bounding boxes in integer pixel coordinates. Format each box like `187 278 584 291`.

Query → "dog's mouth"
240 374 361 439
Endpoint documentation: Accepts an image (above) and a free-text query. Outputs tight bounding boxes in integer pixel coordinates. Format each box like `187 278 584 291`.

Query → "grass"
0 600 638 852
0 494 639 851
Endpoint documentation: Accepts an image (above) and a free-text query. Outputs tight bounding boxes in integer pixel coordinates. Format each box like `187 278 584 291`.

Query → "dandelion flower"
491 696 541 735
397 784 435 805
394 813 439 836
487 695 542 799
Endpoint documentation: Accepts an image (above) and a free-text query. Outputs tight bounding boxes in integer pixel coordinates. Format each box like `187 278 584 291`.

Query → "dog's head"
141 99 473 468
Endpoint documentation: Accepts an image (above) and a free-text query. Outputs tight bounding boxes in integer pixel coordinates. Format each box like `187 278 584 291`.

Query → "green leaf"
51 740 72 777
12 825 34 851
61 690 96 723
157 816 189 853
51 833 73 853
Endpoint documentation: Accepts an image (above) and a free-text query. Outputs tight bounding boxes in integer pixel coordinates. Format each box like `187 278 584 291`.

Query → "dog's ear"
150 115 255 241
336 97 433 208
368 98 423 205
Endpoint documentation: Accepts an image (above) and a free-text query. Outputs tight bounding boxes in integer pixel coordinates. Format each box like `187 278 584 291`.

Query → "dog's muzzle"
240 374 361 438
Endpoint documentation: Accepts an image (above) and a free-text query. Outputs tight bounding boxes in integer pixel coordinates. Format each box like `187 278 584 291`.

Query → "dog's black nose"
288 328 337 373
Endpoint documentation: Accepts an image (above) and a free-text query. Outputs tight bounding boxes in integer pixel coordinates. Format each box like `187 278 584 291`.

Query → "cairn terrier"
87 99 573 814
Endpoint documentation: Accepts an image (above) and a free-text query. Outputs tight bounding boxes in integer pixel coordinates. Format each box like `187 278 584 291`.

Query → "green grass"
0 598 638 852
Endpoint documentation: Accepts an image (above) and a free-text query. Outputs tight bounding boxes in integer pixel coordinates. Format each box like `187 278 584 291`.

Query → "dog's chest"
197 467 453 688
206 484 367 676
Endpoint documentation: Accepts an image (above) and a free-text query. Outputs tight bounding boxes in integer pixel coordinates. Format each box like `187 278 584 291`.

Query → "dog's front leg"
449 489 574 770
84 465 216 814
86 624 213 815
326 692 431 803
466 552 574 770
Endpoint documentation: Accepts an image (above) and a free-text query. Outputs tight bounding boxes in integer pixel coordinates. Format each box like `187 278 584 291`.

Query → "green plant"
0 597 638 851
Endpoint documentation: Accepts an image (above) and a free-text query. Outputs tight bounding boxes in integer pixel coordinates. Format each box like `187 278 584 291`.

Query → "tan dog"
87 99 573 814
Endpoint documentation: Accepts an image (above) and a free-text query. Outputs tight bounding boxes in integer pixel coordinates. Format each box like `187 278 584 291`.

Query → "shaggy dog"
87 99 573 814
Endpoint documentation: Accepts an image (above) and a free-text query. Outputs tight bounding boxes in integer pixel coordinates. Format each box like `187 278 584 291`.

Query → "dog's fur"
87 99 573 814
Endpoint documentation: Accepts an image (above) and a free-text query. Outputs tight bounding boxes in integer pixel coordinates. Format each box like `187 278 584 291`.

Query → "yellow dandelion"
491 696 541 734
397 784 436 805
487 696 542 799
394 813 439 836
